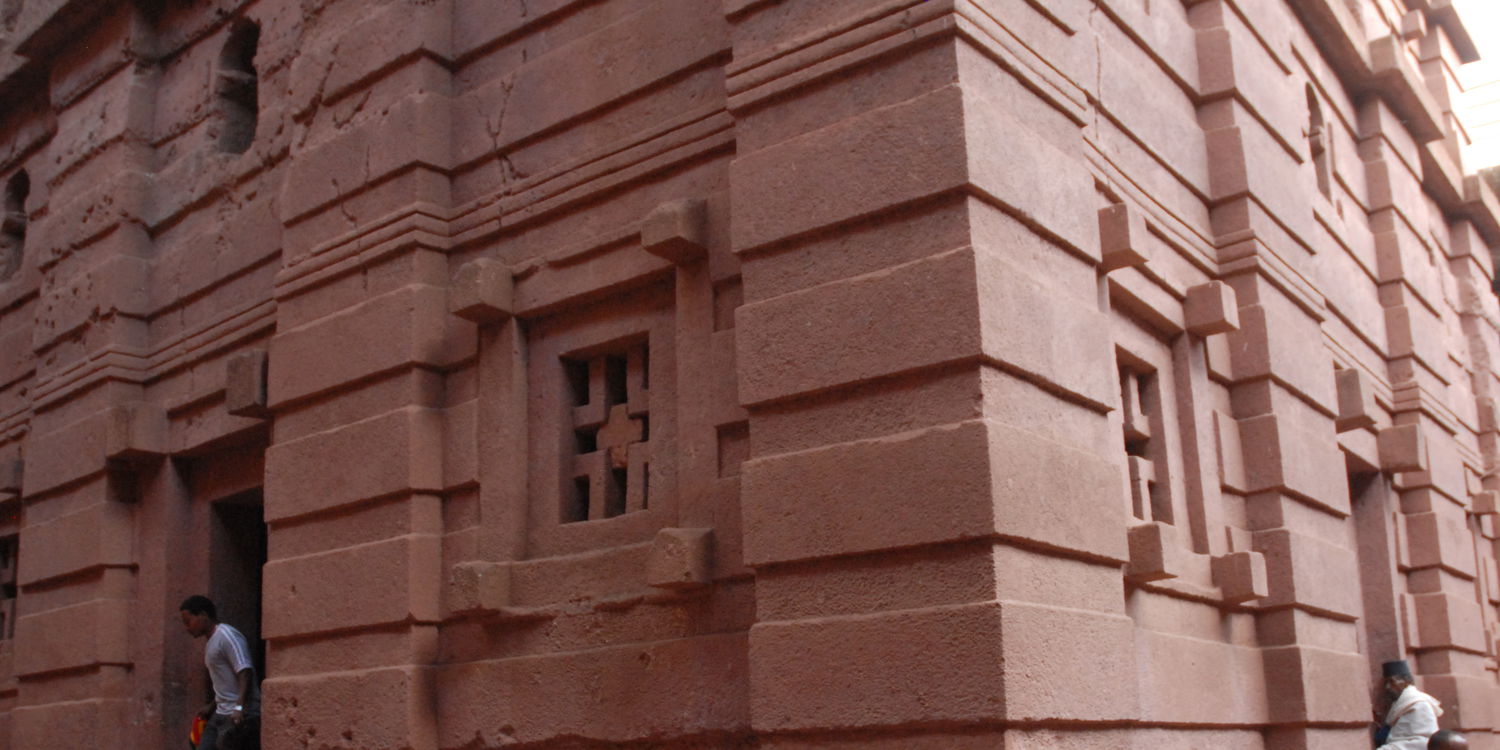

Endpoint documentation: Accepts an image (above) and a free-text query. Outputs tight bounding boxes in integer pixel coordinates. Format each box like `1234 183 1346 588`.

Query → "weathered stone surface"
0 1 1498 748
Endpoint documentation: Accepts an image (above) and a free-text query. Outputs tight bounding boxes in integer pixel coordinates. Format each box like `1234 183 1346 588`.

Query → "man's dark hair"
179 595 217 619
1429 730 1467 749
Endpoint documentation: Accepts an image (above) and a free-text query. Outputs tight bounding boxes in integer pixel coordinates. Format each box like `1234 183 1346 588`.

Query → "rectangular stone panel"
13 698 132 750
742 418 1126 566
1405 508 1478 577
1237 413 1349 514
261 533 440 639
731 84 968 253
750 603 1005 731
997 602 1136 721
1254 529 1361 618
1136 629 1265 726
14 598 132 676
1260 645 1370 724
974 250 1114 409
434 632 749 746
742 420 994 566
265 406 443 522
737 248 980 407
960 62 1098 256
268 284 460 406
1228 298 1337 411
17 500 132 586
264 666 435 750
1413 592 1487 653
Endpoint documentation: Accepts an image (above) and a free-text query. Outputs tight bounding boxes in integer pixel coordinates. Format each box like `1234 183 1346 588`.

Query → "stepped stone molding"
0 1 1498 748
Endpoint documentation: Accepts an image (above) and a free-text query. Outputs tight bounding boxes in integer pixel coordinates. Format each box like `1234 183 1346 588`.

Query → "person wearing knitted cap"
1376 660 1443 750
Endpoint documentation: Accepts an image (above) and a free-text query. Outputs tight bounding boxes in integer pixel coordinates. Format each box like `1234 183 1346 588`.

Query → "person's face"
180 610 211 638
1384 675 1410 698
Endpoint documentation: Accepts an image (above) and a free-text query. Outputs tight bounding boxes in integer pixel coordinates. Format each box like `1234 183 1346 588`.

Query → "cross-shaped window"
562 342 650 522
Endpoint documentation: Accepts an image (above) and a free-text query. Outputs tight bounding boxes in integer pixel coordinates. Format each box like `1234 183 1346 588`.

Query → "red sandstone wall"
1 0 1499 749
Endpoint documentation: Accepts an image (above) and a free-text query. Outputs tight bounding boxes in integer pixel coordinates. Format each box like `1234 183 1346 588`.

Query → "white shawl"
1379 685 1443 750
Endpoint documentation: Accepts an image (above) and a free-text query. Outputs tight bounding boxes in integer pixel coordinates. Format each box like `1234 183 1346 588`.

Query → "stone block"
1184 280 1239 336
1213 550 1269 604
742 420 993 566
435 632 748 745
1261 645 1370 724
1472 491 1500 517
1136 629 1264 725
1379 423 1427 474
1400 9 1426 41
269 284 460 406
731 85 967 253
1414 592 1488 652
646 527 713 589
266 406 443 522
1239 414 1349 512
750 603 1005 730
262 533 440 639
1405 509 1477 577
998 603 1137 721
14 598 132 676
1125 522 1185 583
975 251 1115 408
20 412 111 497
1335 368 1378 433
736 248 981 407
1255 529 1361 617
13 699 133 750
1097 203 1148 272
104 401 168 462
17 499 134 586
1228 299 1337 410
224 349 270 418
641 198 708 265
743 419 1126 567
448 259 513 324
264 667 438 750
447 560 511 615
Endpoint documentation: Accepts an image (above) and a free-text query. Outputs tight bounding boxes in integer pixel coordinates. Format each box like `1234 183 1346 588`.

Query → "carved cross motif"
563 342 650 522
597 404 644 469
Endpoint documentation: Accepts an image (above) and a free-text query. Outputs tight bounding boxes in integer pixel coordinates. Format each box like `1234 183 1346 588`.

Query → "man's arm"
201 667 216 719
232 667 252 724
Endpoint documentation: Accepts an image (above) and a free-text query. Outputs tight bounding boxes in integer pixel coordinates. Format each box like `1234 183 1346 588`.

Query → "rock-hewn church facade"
2 0 1500 748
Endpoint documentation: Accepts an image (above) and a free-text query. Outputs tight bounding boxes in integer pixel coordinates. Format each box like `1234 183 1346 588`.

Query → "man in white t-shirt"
180 595 260 750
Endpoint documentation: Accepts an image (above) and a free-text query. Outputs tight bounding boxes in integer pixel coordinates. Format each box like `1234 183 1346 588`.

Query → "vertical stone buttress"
7 5 164 748
258 2 458 749
731 1 1137 744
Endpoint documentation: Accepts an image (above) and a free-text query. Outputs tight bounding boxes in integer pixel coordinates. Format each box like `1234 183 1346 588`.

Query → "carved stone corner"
105 402 169 462
1334 368 1379 433
1184 280 1240 337
225 349 270 419
1471 490 1500 517
1097 203 1148 272
641 198 709 265
1212 550 1268 605
1400 9 1426 41
647 527 714 590
1124 522 1184 584
1378 423 1426 474
450 259 514 324
447 561 512 617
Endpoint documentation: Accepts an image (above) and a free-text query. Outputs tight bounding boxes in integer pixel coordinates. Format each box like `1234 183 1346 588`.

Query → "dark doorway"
210 490 267 682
